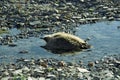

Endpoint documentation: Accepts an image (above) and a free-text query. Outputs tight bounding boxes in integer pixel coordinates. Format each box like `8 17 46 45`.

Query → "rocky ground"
0 0 120 47
0 55 120 80
0 0 120 44
0 0 120 80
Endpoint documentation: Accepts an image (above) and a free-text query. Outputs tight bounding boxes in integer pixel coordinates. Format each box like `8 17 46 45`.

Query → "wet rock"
114 60 120 68
38 77 46 80
8 43 17 47
19 50 29 54
117 26 120 29
95 60 99 64
18 33 28 39
77 67 89 73
1 27 8 31
100 70 114 79
40 62 48 68
1 77 12 80
32 68 45 77
27 77 36 80
29 21 41 26
2 71 9 76
57 68 62 72
58 61 66 67
47 73 56 79
88 62 95 67
22 66 30 74
11 69 22 76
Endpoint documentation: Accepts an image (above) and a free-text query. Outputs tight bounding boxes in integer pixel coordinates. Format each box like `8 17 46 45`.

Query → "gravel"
0 55 120 80
0 0 120 80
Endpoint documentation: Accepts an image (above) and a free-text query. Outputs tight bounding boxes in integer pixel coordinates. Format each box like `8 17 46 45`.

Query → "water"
75 21 120 62
0 21 120 63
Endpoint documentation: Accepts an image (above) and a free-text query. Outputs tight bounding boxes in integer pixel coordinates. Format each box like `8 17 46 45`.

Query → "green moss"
0 29 9 34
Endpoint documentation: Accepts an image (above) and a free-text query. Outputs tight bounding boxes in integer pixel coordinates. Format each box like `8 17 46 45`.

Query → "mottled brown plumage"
41 32 91 53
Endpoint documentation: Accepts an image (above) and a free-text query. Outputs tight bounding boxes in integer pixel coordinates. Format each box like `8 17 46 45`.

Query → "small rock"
88 62 95 67
47 73 56 78
114 60 120 68
22 66 30 74
29 21 41 26
40 62 48 68
38 77 45 80
46 67 54 72
95 60 99 64
33 68 45 77
8 43 17 47
2 71 9 76
19 50 29 54
1 27 8 31
58 61 66 67
57 68 62 72
1 77 12 80
77 67 89 73
117 26 120 29
27 77 37 80
77 73 83 78
12 69 22 76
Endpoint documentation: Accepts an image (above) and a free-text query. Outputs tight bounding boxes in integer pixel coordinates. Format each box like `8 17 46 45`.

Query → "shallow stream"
0 21 120 63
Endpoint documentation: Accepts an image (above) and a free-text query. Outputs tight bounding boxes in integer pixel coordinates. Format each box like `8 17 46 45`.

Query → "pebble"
47 73 56 79
12 69 22 76
1 77 11 80
77 67 89 73
117 26 120 29
39 77 46 80
0 0 120 80
22 66 30 74
57 68 62 72
0 55 119 79
19 50 29 54
88 62 95 67
58 61 66 67
8 43 17 47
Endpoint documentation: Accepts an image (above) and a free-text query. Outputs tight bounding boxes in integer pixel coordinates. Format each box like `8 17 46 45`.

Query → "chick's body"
42 32 90 51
